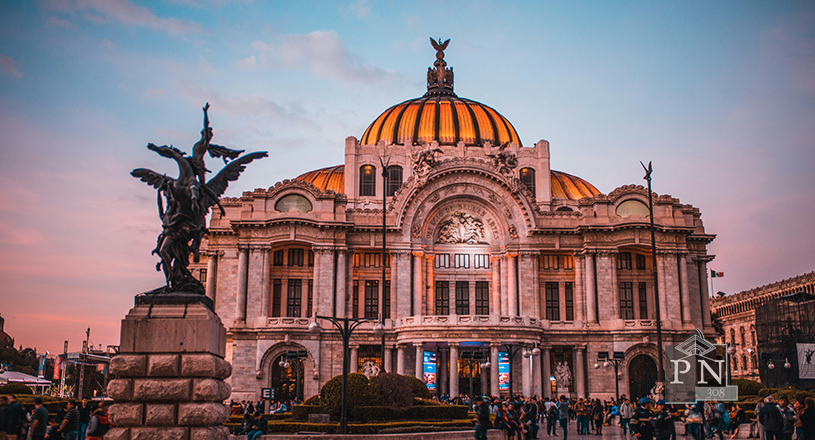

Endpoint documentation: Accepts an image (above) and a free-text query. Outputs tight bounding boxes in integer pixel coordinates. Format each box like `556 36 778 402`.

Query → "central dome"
360 38 522 148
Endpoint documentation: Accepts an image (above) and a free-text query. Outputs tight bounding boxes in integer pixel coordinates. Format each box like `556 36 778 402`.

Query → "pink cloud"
0 54 23 78
45 16 78 30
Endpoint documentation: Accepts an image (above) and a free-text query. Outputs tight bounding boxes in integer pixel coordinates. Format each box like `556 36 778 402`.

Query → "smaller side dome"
295 165 345 193
551 170 601 200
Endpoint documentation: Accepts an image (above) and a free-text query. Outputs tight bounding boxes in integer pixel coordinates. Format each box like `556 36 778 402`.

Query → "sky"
1 0 814 355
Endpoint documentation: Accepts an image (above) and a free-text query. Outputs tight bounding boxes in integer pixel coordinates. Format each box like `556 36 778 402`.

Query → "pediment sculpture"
437 212 487 244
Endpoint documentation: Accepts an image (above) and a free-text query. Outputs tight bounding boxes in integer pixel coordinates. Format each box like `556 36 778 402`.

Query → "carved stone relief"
437 212 487 244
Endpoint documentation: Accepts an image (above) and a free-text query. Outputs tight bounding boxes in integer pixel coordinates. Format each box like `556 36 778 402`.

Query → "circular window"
275 194 313 213
616 199 650 218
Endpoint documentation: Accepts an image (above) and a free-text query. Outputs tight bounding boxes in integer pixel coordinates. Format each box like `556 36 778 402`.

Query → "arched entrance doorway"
628 355 657 400
271 354 305 403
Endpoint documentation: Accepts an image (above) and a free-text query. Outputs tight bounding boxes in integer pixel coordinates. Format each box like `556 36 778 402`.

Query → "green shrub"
319 373 373 417
371 372 413 409
404 375 431 399
0 383 34 395
259 419 474 434
414 397 441 406
757 388 783 397
304 394 320 405
291 404 323 421
732 379 763 396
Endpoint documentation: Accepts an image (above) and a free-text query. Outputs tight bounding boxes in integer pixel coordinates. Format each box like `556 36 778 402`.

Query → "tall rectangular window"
520 167 536 196
272 279 281 317
383 281 391 320
475 281 490 315
563 255 575 270
545 282 559 321
435 254 450 268
638 282 648 319
619 282 634 320
435 281 449 315
352 281 359 319
386 165 402 196
308 250 314 267
473 254 490 269
617 252 632 270
287 279 302 317
199 268 207 288
359 165 376 196
288 248 304 267
273 250 284 266
542 255 559 270
565 282 574 321
364 280 378 319
636 254 647 270
306 279 313 317
455 281 470 315
454 254 469 269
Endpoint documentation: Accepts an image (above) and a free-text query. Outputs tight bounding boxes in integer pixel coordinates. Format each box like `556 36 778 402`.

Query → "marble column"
246 246 265 324
679 254 691 323
575 346 586 398
490 256 501 316
519 253 536 318
426 254 435 316
235 246 248 323
350 346 359 373
532 348 542 398
522 351 531 398
335 248 347 318
395 251 412 319
205 252 218 301
585 253 597 323
415 343 424 379
260 248 270 320
384 346 393 373
542 347 552 399
532 254 541 320
345 249 355 318
657 253 668 325
396 345 406 375
573 254 585 322
507 254 518 316
698 259 712 327
449 344 459 398
439 349 448 396
490 344 500 398
413 252 424 317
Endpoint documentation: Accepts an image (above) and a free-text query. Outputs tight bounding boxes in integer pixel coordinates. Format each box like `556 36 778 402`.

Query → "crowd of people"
0 396 110 440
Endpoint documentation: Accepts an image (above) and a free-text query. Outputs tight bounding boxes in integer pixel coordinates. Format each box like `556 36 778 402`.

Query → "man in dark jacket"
759 397 783 440
246 413 267 440
632 397 656 440
655 400 674 440
475 396 491 440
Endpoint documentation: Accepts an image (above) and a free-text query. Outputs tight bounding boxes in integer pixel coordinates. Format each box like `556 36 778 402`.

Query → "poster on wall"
798 343 815 379
499 351 509 390
423 351 437 390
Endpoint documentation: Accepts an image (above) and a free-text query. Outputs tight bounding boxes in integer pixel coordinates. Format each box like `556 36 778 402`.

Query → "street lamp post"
595 351 624 403
501 343 526 400
378 156 389 371
310 316 384 434
727 344 736 385
461 351 489 398
641 161 665 391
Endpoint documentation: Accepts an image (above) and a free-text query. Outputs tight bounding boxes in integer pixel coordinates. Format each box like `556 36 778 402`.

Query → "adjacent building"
195 41 717 403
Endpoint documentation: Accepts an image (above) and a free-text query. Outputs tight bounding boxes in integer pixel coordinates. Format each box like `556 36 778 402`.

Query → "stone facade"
192 46 717 403
710 271 815 380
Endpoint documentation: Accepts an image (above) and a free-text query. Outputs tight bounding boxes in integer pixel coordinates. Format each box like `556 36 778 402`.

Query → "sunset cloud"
0 54 24 78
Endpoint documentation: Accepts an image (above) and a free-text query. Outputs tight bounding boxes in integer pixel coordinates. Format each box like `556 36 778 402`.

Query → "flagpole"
710 273 714 298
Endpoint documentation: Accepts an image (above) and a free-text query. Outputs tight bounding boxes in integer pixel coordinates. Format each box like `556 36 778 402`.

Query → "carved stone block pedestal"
106 295 232 440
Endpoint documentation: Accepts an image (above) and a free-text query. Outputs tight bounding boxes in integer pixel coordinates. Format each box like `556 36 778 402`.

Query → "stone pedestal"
556 387 569 398
106 295 232 440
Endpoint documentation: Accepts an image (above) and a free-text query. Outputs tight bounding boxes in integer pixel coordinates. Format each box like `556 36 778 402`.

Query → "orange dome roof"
551 170 601 200
295 165 344 193
360 95 522 148
296 165 600 201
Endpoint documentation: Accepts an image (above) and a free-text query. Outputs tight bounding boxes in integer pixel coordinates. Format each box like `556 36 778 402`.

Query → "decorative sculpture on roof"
437 212 486 245
131 104 267 294
412 144 443 177
427 38 454 93
487 142 519 175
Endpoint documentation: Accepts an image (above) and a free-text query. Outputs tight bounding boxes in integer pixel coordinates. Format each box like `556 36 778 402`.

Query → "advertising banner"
498 351 509 390
37 354 46 378
423 351 437 391
798 343 815 379
53 356 62 380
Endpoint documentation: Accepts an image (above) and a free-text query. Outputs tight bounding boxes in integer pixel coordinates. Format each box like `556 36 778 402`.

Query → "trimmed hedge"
0 383 34 395
258 419 474 434
320 373 374 417
732 379 763 396
405 375 431 399
371 372 413 408
292 404 469 422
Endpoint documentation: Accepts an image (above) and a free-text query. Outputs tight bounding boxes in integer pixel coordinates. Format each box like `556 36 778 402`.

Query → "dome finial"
427 37 454 95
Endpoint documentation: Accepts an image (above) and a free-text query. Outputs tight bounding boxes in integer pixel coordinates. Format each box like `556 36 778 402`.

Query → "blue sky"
1 0 813 354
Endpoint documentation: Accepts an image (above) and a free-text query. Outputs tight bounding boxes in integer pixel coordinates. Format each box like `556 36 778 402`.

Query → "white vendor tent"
0 370 53 387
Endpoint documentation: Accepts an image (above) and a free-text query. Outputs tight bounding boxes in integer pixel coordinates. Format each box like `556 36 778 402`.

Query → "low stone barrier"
229 431 504 440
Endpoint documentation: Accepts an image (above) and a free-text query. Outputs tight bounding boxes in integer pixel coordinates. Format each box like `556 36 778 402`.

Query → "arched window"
742 355 748 371
520 167 536 196
730 328 736 346
751 329 756 346
751 354 757 369
740 327 746 346
359 165 376 196
386 165 402 196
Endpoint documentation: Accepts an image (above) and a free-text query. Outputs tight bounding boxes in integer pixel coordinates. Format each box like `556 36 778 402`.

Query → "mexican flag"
711 270 724 278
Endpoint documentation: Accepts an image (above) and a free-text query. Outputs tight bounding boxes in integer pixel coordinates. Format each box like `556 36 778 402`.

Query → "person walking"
557 396 571 440
85 408 106 440
77 399 91 440
475 396 491 440
759 396 783 440
29 398 49 440
547 399 559 437
655 400 674 440
620 398 634 436
800 397 815 440
777 395 795 440
632 397 656 440
593 400 605 435
56 400 79 440
755 396 767 440
730 404 746 440
575 398 587 435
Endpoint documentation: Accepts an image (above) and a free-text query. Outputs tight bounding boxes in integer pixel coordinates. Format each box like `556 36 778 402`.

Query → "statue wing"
147 143 187 158
439 39 450 50
207 143 245 163
131 168 172 190
204 151 268 203
430 37 440 50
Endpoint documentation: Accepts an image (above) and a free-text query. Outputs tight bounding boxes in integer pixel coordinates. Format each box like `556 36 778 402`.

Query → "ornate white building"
194 41 717 403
